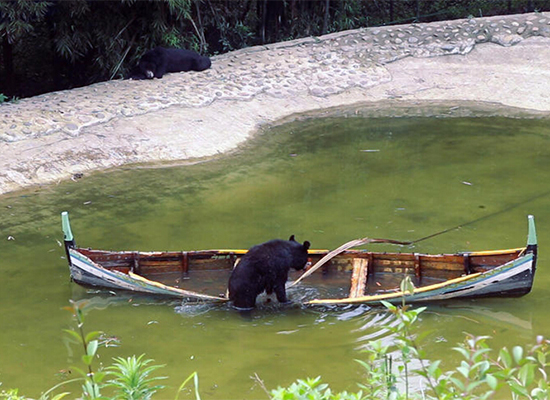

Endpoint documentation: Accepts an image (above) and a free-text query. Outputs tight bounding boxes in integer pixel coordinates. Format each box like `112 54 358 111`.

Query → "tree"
0 0 50 94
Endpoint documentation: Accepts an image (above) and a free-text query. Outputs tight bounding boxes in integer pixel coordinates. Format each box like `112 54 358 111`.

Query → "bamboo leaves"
105 354 166 400
55 301 199 400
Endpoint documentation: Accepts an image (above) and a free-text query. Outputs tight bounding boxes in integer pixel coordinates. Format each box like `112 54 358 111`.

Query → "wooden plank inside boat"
349 258 369 298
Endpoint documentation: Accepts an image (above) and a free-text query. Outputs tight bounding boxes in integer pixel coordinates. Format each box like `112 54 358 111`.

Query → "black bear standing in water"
228 235 311 310
131 47 211 79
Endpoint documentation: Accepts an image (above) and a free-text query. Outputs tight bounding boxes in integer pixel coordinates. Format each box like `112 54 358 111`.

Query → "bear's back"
245 239 305 272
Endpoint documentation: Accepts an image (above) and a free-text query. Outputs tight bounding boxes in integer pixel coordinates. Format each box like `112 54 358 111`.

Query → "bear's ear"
289 235 296 242
303 241 311 250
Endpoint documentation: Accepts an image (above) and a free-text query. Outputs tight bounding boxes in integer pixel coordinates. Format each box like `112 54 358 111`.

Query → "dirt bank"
1 12 549 196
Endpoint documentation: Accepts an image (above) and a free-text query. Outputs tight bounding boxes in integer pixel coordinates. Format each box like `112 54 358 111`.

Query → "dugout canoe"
61 212 538 305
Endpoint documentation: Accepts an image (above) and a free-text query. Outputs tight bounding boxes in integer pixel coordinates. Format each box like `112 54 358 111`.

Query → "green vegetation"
106 355 166 400
0 301 199 400
1 288 548 399
271 306 549 399
0 0 547 98
270 279 550 399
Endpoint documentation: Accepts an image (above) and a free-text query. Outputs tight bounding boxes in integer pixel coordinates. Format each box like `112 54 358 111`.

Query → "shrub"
271 299 549 400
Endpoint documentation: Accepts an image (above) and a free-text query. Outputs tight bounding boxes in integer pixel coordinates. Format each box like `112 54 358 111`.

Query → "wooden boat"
61 212 538 305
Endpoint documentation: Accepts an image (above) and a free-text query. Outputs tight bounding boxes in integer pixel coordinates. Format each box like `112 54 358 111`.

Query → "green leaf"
449 377 466 392
400 276 415 294
485 374 498 390
537 351 546 366
85 331 102 343
82 354 94 366
87 340 99 357
51 393 71 400
518 363 535 387
531 388 548 400
472 348 492 361
69 365 87 378
499 348 513 369
427 360 442 379
415 306 427 314
512 346 524 365
457 365 470 379
453 346 470 360
381 300 396 312
509 380 529 397
63 329 83 342
472 360 490 375
93 371 106 383
175 371 200 400
466 380 484 393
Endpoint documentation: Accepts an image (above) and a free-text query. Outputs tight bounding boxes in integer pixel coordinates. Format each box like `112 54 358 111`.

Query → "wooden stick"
290 237 412 288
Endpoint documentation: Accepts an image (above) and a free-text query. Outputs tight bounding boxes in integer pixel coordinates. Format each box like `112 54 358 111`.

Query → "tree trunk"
322 0 330 34
194 0 207 53
261 0 267 44
2 36 15 96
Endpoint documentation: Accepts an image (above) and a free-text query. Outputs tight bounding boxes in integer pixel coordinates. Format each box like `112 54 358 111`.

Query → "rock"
441 44 456 51
491 34 523 46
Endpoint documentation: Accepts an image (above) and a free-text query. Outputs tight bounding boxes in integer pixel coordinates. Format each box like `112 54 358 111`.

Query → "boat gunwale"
69 248 228 301
75 246 527 260
63 211 537 305
307 248 534 305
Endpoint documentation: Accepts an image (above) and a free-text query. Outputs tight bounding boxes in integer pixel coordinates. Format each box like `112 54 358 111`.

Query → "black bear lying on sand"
130 47 211 80
228 235 311 310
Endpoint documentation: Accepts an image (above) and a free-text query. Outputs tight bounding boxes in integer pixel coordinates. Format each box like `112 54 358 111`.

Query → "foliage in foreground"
1 285 548 400
270 315 548 399
271 279 550 400
0 300 199 400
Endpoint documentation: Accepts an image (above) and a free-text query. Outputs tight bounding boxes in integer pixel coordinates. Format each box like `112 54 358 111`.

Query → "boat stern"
524 214 538 295
61 211 76 267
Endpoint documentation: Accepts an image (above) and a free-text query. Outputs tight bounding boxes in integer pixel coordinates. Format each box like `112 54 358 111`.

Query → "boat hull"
68 248 228 301
61 212 538 306
308 251 535 306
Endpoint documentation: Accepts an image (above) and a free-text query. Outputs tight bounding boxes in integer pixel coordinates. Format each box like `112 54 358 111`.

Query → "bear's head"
139 60 156 79
289 235 311 271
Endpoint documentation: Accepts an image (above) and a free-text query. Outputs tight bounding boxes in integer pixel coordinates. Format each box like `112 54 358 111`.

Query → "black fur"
228 235 311 310
131 47 211 80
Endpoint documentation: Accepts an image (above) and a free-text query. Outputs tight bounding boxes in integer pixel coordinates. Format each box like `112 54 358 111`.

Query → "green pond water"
1 114 550 398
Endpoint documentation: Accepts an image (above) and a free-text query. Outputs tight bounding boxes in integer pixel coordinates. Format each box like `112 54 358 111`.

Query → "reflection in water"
0 114 549 397
429 303 533 332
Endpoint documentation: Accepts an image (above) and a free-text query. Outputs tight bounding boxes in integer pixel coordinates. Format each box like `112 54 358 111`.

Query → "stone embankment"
1 12 550 195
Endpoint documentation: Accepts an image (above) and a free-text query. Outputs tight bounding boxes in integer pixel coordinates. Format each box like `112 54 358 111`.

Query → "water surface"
1 113 549 398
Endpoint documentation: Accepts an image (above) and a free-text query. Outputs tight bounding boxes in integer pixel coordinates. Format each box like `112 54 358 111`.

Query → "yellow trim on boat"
468 247 524 256
308 272 482 305
308 249 330 255
207 249 329 255
128 271 228 302
207 249 249 254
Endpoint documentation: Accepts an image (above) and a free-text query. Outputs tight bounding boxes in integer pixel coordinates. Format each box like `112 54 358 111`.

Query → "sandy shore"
1 12 549 196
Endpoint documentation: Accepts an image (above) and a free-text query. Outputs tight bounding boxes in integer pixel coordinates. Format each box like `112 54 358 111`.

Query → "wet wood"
181 251 189 279
349 258 369 298
414 253 421 282
463 253 471 274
